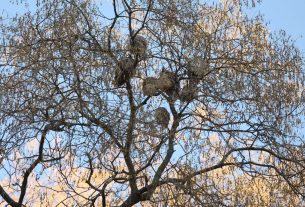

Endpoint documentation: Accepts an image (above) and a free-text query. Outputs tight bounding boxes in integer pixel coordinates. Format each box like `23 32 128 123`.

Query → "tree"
0 0 304 206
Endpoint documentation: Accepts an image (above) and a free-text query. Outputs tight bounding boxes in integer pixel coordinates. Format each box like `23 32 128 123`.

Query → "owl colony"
113 35 207 127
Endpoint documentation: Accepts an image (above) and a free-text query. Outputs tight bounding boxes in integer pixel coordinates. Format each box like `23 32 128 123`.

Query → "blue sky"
256 0 305 53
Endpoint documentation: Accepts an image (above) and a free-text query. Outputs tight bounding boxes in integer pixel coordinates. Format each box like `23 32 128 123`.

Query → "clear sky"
256 0 305 54
0 0 304 52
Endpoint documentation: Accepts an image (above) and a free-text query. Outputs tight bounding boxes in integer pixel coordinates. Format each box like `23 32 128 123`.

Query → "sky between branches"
1 0 304 52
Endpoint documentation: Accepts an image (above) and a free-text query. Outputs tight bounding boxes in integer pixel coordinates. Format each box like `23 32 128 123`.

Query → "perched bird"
114 56 136 86
131 35 148 60
155 107 170 128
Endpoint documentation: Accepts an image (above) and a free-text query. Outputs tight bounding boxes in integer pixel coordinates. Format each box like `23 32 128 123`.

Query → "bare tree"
0 0 304 206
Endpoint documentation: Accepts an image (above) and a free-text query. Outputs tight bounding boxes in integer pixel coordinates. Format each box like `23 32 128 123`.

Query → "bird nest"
130 35 148 60
133 35 147 50
114 57 136 86
142 77 160 96
188 57 208 78
142 71 180 98
180 82 198 102
158 71 177 91
155 107 170 128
